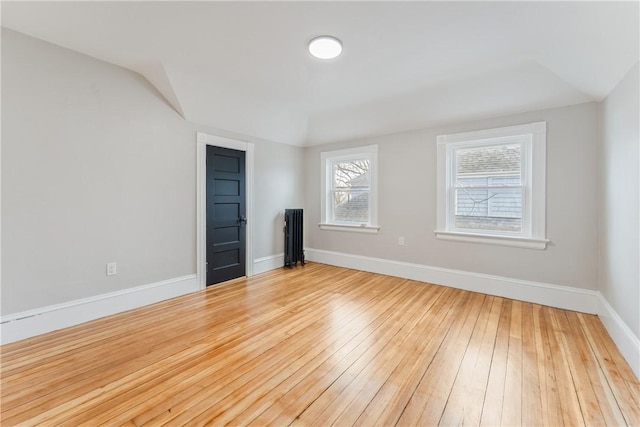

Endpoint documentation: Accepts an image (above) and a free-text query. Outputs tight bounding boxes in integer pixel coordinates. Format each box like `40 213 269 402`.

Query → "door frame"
196 132 254 290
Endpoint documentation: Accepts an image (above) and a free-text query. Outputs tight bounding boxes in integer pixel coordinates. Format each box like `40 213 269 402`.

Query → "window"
436 122 548 249
320 145 379 233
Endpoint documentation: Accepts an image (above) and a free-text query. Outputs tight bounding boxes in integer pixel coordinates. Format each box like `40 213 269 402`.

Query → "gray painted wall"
254 140 305 258
1 29 303 314
305 102 600 290
599 63 640 338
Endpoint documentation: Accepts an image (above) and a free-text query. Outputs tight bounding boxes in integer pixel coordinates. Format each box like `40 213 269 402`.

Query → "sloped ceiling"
2 1 638 146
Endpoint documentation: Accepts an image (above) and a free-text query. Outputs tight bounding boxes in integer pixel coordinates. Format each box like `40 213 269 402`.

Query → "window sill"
319 223 380 234
434 230 548 249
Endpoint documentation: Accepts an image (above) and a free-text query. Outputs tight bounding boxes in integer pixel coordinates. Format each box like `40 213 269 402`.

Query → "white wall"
305 102 600 291
1 29 303 315
599 63 640 339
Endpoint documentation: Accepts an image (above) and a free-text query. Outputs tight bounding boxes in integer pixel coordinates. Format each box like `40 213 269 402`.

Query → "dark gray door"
206 145 246 285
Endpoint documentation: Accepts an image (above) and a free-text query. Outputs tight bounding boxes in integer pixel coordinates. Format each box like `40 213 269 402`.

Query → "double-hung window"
320 145 379 233
436 122 548 249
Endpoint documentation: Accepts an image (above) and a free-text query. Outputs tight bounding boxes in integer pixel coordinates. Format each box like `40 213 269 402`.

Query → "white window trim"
435 122 548 249
320 145 379 234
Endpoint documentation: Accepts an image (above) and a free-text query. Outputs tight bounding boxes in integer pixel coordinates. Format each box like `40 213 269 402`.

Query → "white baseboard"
597 294 640 379
0 274 198 345
4 252 637 380
306 247 640 379
305 248 599 314
1 252 286 346
253 253 284 275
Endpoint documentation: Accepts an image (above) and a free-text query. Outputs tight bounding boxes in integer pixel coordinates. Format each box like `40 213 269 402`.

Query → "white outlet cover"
107 262 117 276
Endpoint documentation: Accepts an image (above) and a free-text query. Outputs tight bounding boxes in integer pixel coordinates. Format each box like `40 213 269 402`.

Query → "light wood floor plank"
1 262 638 427
547 306 586 426
554 309 606 426
140 275 412 426
252 280 425 426
438 296 502 426
3 266 355 424
521 302 543 426
501 299 523 426
35 270 381 426
577 312 640 426
290 282 443 426
565 311 627 426
212 282 438 427
397 292 485 425
0 267 318 399
479 299 512 426
132 276 401 427
532 303 563 426
352 287 464 427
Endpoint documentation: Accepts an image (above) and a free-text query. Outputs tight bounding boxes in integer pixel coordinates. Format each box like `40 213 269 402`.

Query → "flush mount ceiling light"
308 36 343 59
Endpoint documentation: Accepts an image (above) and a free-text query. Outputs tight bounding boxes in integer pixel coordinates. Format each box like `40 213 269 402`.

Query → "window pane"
333 159 370 189
487 176 522 218
455 187 522 232
331 159 370 223
454 144 523 233
455 178 489 217
333 190 369 223
456 144 521 179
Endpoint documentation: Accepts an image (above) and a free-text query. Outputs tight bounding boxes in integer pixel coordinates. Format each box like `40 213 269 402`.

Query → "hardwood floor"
1 262 638 426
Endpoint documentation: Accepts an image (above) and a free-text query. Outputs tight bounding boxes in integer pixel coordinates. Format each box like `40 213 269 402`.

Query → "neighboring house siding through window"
454 144 523 232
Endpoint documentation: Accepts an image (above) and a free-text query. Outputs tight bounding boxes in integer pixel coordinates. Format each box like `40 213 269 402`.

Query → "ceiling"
2 1 638 146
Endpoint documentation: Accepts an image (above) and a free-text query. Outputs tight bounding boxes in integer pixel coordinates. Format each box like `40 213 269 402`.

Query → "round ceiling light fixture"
308 35 343 60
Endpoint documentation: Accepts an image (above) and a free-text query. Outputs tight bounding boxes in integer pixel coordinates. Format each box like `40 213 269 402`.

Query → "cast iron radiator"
284 209 305 268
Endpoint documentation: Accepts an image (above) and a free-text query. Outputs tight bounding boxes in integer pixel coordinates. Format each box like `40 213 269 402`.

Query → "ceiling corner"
138 61 186 119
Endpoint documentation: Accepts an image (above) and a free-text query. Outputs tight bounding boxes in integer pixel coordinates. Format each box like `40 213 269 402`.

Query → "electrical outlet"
106 262 117 276
398 236 405 246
